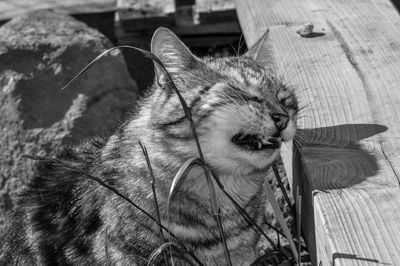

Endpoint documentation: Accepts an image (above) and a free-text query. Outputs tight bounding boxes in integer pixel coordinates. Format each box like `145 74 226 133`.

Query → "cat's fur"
0 28 298 265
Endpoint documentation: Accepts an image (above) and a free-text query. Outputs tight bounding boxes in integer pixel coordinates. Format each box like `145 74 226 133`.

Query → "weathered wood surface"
236 0 400 265
0 0 116 21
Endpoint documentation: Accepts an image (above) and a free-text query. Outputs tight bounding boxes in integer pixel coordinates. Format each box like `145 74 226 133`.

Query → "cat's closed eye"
277 89 296 109
280 95 292 106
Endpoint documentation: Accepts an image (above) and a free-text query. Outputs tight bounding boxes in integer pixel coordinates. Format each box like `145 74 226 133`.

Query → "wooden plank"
0 0 116 21
116 0 234 19
236 0 400 265
174 0 197 26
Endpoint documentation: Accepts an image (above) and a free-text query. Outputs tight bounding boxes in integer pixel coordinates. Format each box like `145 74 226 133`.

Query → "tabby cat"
0 27 298 265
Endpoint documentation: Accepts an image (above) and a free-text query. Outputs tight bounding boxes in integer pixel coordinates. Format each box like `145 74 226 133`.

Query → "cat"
0 27 298 265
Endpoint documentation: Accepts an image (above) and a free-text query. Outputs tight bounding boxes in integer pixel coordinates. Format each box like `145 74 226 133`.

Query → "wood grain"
236 0 400 265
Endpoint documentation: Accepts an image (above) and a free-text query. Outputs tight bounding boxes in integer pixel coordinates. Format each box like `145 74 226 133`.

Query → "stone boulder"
0 10 138 229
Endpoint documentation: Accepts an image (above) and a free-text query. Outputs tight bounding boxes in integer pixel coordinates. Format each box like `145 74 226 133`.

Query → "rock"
0 10 138 229
296 22 314 37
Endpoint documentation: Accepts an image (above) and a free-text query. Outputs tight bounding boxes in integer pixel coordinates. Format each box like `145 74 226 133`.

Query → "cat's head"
150 28 298 175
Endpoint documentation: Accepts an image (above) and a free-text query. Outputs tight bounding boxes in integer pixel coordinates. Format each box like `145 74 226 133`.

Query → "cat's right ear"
244 29 275 72
151 27 199 87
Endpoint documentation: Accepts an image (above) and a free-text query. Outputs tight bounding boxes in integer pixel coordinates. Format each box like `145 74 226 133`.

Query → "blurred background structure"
0 0 245 93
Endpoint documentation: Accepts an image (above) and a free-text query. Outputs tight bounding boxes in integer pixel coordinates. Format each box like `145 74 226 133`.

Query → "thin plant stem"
272 164 295 217
210 171 279 249
23 154 204 266
296 187 302 266
277 231 281 251
139 141 169 265
264 179 299 262
105 226 110 266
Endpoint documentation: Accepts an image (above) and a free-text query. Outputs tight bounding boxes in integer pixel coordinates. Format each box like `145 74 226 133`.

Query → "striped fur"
0 28 298 265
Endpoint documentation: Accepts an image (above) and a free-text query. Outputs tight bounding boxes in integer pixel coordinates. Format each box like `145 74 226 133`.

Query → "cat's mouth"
231 133 281 151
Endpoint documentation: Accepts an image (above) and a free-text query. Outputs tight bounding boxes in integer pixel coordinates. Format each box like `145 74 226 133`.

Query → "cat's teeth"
258 141 262 150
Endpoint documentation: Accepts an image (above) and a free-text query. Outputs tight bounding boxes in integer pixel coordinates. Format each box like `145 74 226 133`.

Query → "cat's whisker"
293 133 308 144
221 86 253 113
292 137 306 157
297 128 331 143
217 91 252 116
277 55 296 80
296 116 314 122
237 33 245 56
293 136 305 149
239 127 255 141
275 39 309 81
213 104 249 119
294 103 313 116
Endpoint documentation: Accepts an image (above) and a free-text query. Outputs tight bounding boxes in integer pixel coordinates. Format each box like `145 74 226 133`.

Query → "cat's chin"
251 148 280 169
217 148 280 176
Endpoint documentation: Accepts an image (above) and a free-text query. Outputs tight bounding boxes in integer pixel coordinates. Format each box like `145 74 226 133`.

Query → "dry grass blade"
250 251 288 266
272 164 295 217
277 231 281 250
167 157 203 228
147 242 189 266
105 227 110 266
296 187 302 266
166 157 204 266
61 45 153 91
168 157 203 202
139 141 165 238
202 167 232 266
23 154 204 266
139 141 168 265
166 157 232 266
209 170 282 250
264 180 298 262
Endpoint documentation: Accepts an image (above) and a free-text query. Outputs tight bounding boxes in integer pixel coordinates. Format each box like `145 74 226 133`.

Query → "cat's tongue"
253 137 282 150
231 133 281 151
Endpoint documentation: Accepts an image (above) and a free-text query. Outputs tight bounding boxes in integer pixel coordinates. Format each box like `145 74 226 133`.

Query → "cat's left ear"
244 29 275 70
151 27 200 86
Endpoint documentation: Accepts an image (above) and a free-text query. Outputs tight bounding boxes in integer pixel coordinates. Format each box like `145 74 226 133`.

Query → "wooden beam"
116 0 238 33
236 0 400 265
175 0 198 26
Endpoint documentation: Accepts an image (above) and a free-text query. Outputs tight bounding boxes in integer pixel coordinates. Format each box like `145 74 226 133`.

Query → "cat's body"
0 28 298 265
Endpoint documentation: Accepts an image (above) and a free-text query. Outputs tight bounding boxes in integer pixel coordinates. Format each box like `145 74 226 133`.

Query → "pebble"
296 22 314 37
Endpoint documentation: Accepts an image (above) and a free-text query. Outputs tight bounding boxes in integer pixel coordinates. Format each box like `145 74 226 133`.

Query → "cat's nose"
271 113 289 131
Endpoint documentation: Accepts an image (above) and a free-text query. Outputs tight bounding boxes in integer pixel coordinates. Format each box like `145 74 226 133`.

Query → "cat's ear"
244 29 275 70
151 27 199 86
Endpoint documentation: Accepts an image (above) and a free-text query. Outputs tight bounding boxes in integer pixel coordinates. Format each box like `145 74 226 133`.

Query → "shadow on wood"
291 123 387 264
298 124 387 190
332 252 391 266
